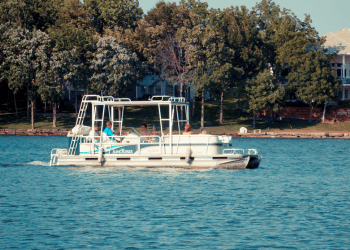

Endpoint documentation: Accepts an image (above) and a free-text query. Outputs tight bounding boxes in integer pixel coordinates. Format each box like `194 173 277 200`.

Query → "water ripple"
0 136 349 249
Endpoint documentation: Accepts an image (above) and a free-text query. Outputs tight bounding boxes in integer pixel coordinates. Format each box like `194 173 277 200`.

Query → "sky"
138 0 350 37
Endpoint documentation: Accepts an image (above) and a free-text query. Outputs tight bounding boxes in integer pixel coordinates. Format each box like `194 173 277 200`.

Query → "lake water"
1 136 349 249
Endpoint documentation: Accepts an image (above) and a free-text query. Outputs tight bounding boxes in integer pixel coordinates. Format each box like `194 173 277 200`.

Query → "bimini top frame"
81 95 190 138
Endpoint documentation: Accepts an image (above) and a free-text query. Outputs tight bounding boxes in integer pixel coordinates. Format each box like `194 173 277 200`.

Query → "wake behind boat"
50 95 261 169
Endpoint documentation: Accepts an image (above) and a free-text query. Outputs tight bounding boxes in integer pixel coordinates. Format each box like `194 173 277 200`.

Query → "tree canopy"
0 0 341 128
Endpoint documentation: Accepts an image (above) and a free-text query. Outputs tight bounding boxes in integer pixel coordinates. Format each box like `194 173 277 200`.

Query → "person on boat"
140 123 151 140
89 125 100 141
183 123 193 135
104 121 121 141
200 127 207 134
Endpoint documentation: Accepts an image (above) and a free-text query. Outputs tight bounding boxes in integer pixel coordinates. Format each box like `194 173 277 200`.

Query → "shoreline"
0 129 349 139
236 131 350 139
0 129 70 136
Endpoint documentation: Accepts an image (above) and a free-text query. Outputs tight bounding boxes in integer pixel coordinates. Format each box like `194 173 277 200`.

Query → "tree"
251 0 339 122
48 0 94 56
125 1 202 125
37 49 78 127
287 51 339 122
0 0 60 31
84 0 143 34
253 0 323 83
89 36 144 97
1 24 53 129
185 24 229 127
245 69 285 128
157 34 191 100
186 6 264 125
48 0 95 114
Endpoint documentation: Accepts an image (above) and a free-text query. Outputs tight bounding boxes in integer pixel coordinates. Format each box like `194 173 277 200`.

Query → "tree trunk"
253 112 256 129
14 92 18 118
192 91 195 118
27 87 30 120
31 101 35 129
7 87 10 111
270 110 274 122
75 90 78 116
201 91 204 128
220 92 224 124
34 101 37 118
53 103 57 128
44 102 47 113
309 103 314 122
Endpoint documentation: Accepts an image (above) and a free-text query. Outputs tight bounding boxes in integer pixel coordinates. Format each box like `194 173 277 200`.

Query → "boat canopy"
79 95 190 137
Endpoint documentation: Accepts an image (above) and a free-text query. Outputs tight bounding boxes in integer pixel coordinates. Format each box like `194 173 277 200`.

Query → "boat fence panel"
169 97 186 102
151 95 172 101
114 98 131 102
247 149 258 155
223 149 244 155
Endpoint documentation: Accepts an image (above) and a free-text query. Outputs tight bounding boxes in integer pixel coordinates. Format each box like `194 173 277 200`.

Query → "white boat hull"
52 153 259 170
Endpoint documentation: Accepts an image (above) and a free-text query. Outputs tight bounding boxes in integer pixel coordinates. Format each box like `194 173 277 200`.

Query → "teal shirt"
103 127 115 140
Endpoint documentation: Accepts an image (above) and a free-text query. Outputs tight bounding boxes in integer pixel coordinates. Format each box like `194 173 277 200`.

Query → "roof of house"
323 28 350 55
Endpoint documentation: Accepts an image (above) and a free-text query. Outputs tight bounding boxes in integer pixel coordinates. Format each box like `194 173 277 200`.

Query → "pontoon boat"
50 95 261 169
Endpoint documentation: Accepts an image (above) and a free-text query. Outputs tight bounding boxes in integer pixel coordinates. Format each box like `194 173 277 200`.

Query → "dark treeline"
0 0 339 128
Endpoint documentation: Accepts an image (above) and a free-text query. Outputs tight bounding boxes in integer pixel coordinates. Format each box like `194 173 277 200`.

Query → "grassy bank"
1 100 350 133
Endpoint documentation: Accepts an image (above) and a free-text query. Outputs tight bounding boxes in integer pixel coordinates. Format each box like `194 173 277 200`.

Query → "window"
338 91 343 99
345 90 349 99
337 63 342 67
332 63 335 67
337 69 342 76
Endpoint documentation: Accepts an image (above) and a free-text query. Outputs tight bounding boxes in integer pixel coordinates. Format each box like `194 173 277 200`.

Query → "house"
323 28 350 100
136 73 195 101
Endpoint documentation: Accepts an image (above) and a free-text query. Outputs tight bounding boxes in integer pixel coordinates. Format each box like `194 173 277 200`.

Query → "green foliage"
84 0 143 33
0 0 60 31
338 100 350 108
0 0 342 129
253 0 321 78
128 1 202 96
48 0 95 57
37 48 79 104
286 50 339 121
89 36 145 97
0 24 53 99
245 69 285 115
288 51 339 106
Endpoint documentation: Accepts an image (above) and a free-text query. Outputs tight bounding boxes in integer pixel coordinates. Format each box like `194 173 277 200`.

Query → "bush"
338 100 350 108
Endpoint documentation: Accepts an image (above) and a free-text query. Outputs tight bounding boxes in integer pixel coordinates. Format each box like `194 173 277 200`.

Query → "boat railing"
102 96 114 102
247 149 258 155
169 97 186 102
114 98 131 102
50 148 68 166
151 95 172 101
79 134 162 155
223 148 258 156
82 95 103 102
150 95 186 103
223 149 244 156
81 96 132 103
163 134 218 155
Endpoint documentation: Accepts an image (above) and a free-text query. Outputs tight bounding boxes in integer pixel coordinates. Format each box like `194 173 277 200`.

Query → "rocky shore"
0 129 70 136
237 131 350 139
0 129 349 139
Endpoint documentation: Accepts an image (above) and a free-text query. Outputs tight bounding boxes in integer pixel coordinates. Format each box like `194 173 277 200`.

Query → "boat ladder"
68 96 89 155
